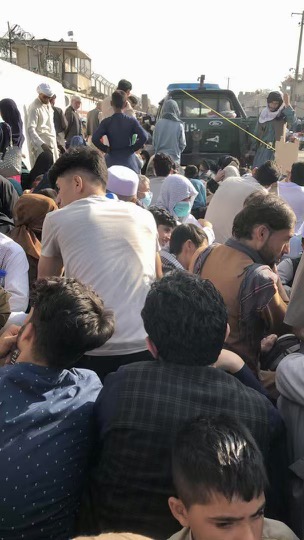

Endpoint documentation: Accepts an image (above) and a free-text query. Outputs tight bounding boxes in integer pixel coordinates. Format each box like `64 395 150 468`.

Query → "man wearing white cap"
26 83 59 187
107 165 139 202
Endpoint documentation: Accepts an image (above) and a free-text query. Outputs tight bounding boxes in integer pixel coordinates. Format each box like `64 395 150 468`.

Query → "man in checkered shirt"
88 272 284 540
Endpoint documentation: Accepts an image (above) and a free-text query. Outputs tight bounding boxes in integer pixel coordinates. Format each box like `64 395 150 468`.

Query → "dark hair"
0 98 24 149
199 159 218 174
254 161 280 187
141 271 227 366
117 79 132 93
207 160 219 173
206 178 219 194
140 149 150 175
111 90 127 110
170 224 207 256
172 415 267 509
153 153 175 177
128 95 138 107
290 161 304 187
29 277 115 369
48 146 108 190
184 165 199 179
218 155 240 169
199 160 210 172
267 91 283 107
38 188 58 201
243 190 269 208
149 206 177 228
232 194 295 240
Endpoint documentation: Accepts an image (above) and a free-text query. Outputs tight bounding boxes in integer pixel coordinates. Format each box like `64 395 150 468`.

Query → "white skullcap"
36 83 54 97
107 166 139 196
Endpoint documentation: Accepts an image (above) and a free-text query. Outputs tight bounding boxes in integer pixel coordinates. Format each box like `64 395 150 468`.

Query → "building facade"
0 36 115 99
238 90 271 117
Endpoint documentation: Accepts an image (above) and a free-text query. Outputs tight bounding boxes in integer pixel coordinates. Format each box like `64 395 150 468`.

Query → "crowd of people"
0 79 304 540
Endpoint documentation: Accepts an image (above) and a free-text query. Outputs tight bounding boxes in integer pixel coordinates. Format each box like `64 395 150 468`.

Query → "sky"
1 1 304 106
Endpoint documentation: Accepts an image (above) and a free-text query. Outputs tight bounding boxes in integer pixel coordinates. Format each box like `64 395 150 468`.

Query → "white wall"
0 59 65 169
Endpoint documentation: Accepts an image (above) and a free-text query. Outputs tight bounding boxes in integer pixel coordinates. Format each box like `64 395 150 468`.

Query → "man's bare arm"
38 255 64 279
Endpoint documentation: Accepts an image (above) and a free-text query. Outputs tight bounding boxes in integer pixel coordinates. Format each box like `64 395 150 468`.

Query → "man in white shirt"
278 162 304 257
0 233 29 313
26 83 59 187
38 147 158 381
205 161 279 244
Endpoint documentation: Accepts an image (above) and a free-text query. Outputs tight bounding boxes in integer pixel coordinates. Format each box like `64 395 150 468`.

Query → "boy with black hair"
0 277 115 539
92 90 147 173
39 147 158 381
91 271 283 539
255 160 280 187
149 205 177 246
160 223 208 274
149 153 175 202
184 164 207 218
168 415 298 540
100 78 135 120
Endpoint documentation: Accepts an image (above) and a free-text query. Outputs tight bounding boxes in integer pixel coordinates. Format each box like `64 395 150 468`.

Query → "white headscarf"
223 165 240 180
36 83 54 97
258 90 285 123
156 174 198 221
259 104 285 124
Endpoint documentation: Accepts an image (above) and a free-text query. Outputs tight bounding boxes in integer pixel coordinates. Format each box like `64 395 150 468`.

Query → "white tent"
0 59 65 168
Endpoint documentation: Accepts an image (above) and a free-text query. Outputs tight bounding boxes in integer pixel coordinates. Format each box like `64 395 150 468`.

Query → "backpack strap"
189 243 220 275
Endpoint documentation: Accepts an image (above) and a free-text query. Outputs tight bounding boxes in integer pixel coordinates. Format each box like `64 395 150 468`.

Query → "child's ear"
168 497 189 528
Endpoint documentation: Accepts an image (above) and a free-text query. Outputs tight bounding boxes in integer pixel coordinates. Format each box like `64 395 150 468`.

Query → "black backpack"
260 334 301 371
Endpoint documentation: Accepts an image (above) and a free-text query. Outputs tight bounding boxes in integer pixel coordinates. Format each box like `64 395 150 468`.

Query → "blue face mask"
141 191 153 207
173 201 191 219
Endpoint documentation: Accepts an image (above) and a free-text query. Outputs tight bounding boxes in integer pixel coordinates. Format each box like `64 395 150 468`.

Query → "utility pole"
7 21 12 63
291 11 304 106
227 77 230 90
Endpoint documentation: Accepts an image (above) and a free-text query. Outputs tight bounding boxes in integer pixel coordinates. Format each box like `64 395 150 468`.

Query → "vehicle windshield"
166 95 237 119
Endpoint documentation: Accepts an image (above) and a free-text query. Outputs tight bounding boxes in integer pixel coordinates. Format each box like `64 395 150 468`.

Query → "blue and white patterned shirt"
0 363 102 539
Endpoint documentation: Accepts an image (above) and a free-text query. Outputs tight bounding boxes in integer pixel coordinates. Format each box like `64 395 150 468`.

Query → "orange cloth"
9 194 57 259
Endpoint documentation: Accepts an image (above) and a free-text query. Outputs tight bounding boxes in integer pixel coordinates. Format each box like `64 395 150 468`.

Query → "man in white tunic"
26 83 59 187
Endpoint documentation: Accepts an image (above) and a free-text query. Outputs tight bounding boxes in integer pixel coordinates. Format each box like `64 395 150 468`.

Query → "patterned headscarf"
10 194 57 259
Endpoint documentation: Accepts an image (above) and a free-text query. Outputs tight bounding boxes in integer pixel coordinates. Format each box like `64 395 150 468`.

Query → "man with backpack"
190 193 295 387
